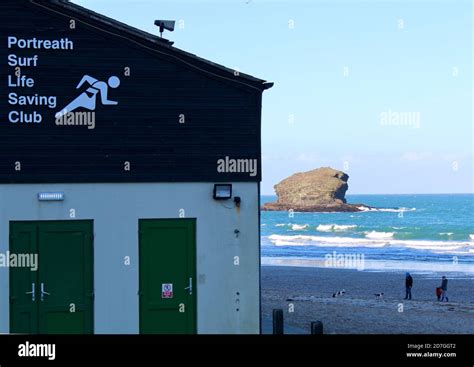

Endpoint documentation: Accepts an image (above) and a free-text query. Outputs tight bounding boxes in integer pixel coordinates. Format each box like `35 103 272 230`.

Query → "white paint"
0 182 260 334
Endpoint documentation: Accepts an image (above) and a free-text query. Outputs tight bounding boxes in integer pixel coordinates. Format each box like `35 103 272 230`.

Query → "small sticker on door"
162 283 173 298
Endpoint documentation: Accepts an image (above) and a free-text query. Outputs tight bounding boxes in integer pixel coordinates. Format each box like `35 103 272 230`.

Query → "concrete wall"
0 182 259 334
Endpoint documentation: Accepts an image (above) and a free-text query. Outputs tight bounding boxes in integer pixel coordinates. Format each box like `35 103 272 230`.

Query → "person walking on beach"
404 272 413 300
440 276 449 302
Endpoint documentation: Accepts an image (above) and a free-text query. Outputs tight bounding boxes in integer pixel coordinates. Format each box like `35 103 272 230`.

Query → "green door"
9 222 38 334
139 219 196 334
10 221 94 334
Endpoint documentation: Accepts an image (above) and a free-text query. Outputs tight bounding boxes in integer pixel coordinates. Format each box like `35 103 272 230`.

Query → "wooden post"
272 309 284 335
311 321 323 334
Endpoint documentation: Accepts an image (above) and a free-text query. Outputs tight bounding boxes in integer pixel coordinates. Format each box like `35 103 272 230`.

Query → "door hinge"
89 292 95 300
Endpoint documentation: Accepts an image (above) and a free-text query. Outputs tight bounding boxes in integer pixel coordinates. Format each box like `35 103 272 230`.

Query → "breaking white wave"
268 234 389 248
261 256 474 274
274 223 311 230
365 231 394 239
291 224 309 230
266 234 474 255
357 206 416 213
439 232 453 236
317 224 357 232
470 234 474 241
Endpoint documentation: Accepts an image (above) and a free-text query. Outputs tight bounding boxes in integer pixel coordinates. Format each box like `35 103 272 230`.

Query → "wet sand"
261 265 474 334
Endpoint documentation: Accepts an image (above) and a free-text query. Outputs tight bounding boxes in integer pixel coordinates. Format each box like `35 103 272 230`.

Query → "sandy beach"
261 265 474 334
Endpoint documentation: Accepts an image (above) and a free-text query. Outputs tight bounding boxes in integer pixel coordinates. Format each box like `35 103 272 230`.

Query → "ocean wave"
268 234 389 248
365 231 394 239
357 206 416 213
439 232 453 236
317 224 357 232
470 234 474 241
291 224 309 230
274 223 312 230
266 234 474 254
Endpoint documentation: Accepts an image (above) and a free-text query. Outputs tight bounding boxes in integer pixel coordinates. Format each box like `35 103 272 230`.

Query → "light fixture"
38 192 64 201
213 184 232 200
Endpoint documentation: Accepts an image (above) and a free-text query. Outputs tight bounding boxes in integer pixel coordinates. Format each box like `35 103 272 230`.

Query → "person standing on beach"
404 272 413 300
440 276 449 302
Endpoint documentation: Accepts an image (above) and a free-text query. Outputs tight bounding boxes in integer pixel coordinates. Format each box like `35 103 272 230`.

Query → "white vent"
38 192 64 201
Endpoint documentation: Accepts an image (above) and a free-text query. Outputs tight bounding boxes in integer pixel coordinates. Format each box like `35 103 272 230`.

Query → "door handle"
40 283 51 301
184 277 193 295
25 283 35 302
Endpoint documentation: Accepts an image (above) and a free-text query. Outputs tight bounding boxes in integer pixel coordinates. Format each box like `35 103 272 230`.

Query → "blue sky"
75 0 472 194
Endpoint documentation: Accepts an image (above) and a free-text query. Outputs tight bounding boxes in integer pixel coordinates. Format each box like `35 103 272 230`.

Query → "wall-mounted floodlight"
38 192 64 201
213 184 232 200
154 20 175 37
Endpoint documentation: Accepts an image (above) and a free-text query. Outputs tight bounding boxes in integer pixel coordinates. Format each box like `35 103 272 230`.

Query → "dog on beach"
374 292 384 299
332 289 346 298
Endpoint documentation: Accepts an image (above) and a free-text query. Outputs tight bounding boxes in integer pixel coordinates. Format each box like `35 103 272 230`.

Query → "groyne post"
311 321 323 334
272 309 284 334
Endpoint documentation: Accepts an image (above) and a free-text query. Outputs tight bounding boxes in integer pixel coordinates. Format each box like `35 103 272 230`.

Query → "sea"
261 194 474 276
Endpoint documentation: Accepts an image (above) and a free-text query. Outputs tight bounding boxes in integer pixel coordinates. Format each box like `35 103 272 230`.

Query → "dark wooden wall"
0 0 264 183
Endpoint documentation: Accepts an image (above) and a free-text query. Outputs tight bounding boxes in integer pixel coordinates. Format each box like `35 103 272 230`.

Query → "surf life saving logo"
55 75 121 129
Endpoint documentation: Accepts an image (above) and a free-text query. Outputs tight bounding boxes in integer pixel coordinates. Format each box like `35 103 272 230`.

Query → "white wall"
0 182 260 334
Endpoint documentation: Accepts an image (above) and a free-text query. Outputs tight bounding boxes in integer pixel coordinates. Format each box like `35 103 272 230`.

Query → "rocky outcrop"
262 167 368 212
